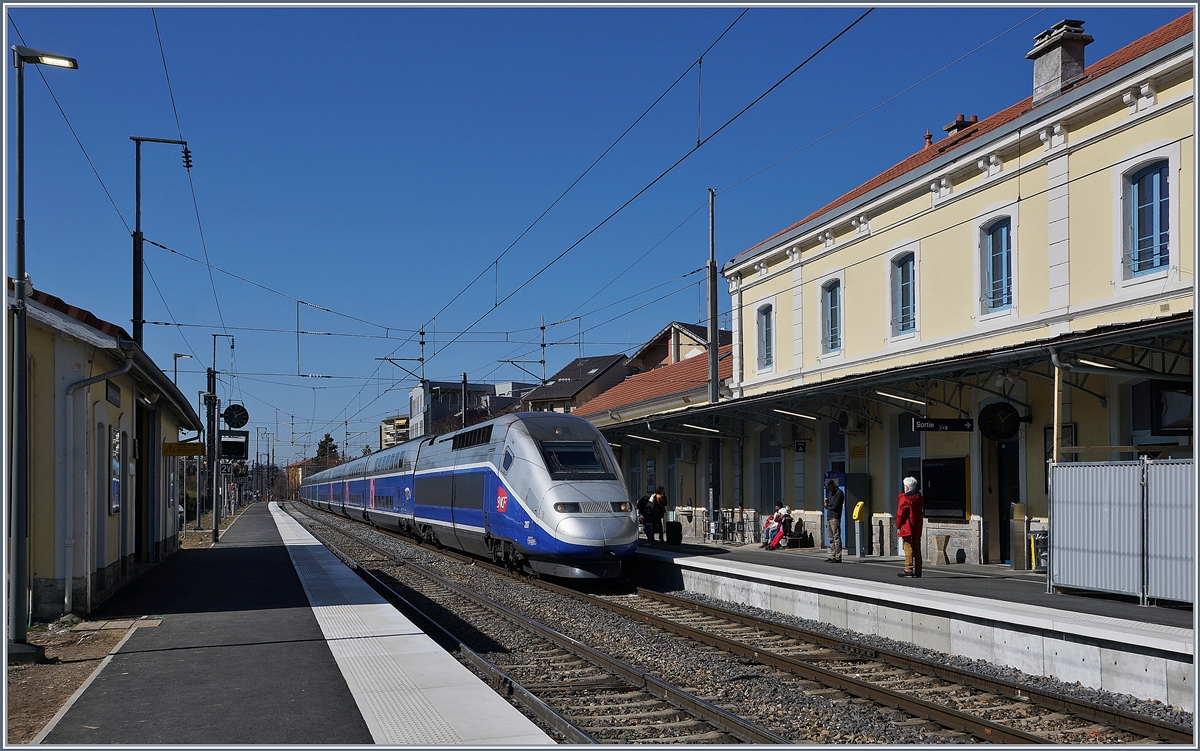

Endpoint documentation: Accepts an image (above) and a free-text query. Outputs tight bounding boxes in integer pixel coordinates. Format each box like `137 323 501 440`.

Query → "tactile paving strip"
270 505 463 745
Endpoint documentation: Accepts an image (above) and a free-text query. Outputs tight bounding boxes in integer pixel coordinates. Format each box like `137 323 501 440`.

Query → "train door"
450 455 488 557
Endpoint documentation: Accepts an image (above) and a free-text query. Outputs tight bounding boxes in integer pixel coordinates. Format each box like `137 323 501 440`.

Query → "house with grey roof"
522 354 634 414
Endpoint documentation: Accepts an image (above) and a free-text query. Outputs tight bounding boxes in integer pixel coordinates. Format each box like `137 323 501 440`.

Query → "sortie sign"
911 417 974 432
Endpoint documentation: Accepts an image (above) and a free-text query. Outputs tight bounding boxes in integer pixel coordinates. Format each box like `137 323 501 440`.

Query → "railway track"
285 502 1192 745
285 503 786 744
572 588 1193 745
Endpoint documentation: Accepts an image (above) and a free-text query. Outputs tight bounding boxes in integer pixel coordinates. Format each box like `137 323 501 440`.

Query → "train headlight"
611 502 630 512
553 502 581 513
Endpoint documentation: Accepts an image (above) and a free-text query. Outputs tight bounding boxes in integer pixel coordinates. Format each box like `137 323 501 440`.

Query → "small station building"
7 281 201 620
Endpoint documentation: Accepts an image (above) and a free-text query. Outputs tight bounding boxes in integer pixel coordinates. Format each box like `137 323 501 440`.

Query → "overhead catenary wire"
308 9 753 442
561 8 1046 324
412 8 750 336
150 8 227 337
423 8 874 371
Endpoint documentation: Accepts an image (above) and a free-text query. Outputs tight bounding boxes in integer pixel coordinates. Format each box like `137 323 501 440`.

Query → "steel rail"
530 578 1045 743
297 520 597 744
290 507 787 744
639 589 1194 745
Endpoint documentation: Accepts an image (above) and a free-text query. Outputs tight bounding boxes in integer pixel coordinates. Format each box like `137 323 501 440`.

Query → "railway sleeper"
567 707 688 725
590 719 713 738
558 697 666 711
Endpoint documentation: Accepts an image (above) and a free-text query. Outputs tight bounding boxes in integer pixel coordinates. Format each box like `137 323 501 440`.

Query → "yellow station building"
7 282 202 620
589 13 1194 567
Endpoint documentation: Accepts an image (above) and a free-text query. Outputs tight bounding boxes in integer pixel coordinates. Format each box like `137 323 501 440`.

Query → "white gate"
1049 459 1194 605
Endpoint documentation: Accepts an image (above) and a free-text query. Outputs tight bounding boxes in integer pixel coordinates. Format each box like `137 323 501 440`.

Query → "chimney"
1026 19 1094 106
943 114 978 135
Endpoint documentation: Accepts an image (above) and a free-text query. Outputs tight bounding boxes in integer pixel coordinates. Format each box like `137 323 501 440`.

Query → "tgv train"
299 413 639 578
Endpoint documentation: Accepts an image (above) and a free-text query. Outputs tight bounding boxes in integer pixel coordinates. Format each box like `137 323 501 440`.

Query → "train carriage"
300 413 638 578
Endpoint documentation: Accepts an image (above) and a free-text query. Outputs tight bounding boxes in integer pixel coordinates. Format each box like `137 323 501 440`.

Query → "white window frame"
755 301 775 372
1111 140 1180 293
887 241 920 343
818 271 846 358
972 201 1019 325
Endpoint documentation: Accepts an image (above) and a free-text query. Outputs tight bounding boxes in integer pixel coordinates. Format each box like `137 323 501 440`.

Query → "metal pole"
10 56 29 644
707 188 719 405
133 140 143 346
706 188 722 524
462 373 468 429
207 368 219 543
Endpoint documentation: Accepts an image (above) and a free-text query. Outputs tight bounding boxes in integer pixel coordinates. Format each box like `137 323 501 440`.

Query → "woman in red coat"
896 477 924 578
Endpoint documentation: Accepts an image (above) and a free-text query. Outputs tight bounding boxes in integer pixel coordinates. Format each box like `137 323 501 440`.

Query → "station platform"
35 502 552 746
630 540 1195 712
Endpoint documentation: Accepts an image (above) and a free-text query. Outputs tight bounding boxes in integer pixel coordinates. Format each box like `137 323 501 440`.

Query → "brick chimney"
943 114 978 135
1026 19 1093 106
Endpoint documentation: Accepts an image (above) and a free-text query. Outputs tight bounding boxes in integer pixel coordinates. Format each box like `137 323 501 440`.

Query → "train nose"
554 515 639 557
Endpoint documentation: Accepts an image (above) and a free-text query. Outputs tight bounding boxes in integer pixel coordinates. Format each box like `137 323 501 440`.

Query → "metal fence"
1145 460 1195 603
1049 459 1194 605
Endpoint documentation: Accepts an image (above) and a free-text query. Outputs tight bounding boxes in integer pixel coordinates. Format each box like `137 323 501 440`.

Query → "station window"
1127 161 1170 276
756 304 774 369
892 253 916 334
822 280 842 352
982 218 1012 311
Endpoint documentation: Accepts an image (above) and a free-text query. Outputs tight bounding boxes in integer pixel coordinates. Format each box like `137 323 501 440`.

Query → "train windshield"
539 441 616 480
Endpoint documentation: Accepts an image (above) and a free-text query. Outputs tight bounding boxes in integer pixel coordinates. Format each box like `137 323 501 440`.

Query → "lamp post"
10 45 77 651
173 353 192 385
130 136 190 347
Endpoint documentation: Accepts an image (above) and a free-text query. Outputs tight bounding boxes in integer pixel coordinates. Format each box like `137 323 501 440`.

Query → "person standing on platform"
824 479 844 563
651 486 668 544
636 494 652 542
896 476 925 578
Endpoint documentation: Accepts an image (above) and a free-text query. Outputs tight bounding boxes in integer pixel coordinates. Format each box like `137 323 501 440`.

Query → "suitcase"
666 521 683 545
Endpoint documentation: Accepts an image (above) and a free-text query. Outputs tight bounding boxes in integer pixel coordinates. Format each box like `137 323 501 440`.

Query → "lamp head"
12 45 78 70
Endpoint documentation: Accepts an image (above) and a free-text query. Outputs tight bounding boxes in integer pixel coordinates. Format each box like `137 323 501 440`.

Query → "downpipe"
63 340 134 615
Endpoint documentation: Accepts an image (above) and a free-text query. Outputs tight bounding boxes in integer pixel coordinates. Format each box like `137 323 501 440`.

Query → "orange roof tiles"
734 11 1194 264
8 277 130 340
574 345 733 418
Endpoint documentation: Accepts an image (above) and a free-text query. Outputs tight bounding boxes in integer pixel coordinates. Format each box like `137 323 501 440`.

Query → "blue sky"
5 4 1189 463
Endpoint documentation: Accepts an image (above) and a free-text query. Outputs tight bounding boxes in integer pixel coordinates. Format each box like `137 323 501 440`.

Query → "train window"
538 441 616 480
502 449 514 473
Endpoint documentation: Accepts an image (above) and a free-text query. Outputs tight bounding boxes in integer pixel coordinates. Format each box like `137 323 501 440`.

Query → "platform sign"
219 430 250 460
911 417 974 432
163 441 206 457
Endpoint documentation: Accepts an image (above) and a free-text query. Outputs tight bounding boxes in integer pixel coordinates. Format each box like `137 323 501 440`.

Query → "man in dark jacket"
896 476 925 578
636 495 652 543
823 479 844 563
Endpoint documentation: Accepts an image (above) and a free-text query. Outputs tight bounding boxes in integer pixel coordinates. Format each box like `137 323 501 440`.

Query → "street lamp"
10 45 78 652
173 353 192 385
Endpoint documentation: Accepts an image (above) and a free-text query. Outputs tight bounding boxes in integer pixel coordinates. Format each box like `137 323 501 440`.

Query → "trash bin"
1029 531 1049 573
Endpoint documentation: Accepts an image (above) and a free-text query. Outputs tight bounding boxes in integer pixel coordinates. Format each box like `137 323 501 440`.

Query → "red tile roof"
574 345 733 417
735 11 1194 264
8 277 130 340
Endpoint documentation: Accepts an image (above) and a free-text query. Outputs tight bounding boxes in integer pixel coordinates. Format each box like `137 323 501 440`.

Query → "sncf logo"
496 487 508 513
